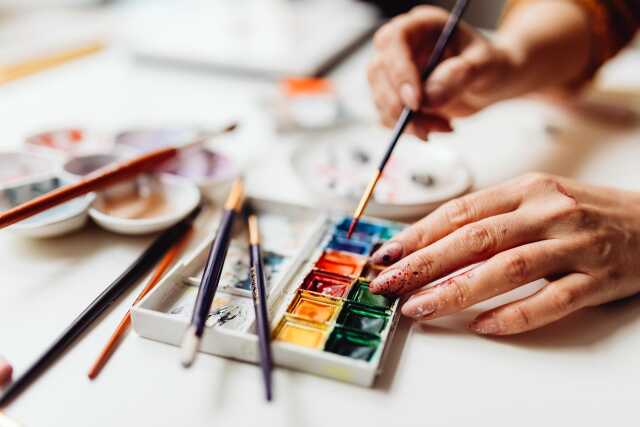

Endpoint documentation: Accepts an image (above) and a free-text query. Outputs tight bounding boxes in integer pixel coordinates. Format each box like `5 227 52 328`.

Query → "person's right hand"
368 5 522 139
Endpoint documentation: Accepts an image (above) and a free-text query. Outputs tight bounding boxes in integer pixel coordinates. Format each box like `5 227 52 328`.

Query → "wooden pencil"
181 179 245 367
346 0 471 238
0 122 236 230
0 206 201 409
87 227 195 380
247 214 274 401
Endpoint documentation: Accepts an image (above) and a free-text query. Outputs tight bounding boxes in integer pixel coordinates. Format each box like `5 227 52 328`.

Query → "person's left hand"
369 173 640 335
0 356 12 387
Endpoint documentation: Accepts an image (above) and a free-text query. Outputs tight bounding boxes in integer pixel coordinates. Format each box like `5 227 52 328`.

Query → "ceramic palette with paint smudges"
291 122 472 220
131 198 405 386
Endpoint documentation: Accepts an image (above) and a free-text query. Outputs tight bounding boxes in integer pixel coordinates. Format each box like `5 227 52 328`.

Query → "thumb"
422 43 494 109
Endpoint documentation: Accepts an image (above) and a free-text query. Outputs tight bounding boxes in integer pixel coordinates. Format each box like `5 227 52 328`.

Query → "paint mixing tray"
132 198 405 386
291 123 472 219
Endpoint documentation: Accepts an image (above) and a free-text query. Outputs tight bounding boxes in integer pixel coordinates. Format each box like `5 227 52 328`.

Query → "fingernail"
469 318 501 335
425 82 447 107
0 357 13 386
400 83 418 110
371 241 403 266
402 299 437 319
369 268 400 294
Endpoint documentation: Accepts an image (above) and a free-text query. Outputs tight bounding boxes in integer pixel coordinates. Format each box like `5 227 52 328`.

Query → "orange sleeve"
502 0 639 76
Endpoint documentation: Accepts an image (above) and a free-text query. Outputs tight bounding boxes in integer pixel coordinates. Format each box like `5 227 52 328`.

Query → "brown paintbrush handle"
0 147 178 230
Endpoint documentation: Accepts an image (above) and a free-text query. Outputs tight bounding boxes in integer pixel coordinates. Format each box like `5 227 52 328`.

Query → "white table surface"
1 8 640 427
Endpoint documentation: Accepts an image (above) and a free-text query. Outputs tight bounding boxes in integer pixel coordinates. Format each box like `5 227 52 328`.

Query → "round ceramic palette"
291 124 472 218
0 152 61 190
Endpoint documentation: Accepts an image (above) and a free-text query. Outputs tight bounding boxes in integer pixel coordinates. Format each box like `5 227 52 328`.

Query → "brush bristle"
180 326 200 368
346 218 358 239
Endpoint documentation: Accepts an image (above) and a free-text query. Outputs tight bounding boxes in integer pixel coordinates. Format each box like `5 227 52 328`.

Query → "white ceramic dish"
0 151 61 191
23 128 113 159
61 153 120 181
89 174 201 235
1 177 94 238
114 128 238 202
291 123 473 219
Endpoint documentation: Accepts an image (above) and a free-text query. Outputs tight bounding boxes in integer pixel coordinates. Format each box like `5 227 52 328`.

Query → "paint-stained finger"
370 209 545 295
370 179 524 266
469 272 596 335
0 356 12 386
400 239 575 319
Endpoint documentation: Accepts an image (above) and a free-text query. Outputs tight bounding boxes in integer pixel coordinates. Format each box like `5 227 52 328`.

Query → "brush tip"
180 326 200 368
346 219 358 239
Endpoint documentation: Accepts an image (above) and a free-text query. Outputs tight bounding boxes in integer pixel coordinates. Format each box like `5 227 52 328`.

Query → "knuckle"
521 172 556 190
462 224 497 257
410 5 448 21
448 278 470 307
503 253 529 285
443 197 475 228
550 287 581 313
511 306 532 329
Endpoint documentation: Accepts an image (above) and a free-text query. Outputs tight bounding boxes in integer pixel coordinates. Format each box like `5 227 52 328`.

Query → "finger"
405 113 452 139
373 7 451 110
371 178 524 266
368 58 405 128
401 239 575 319
423 43 491 109
0 356 12 386
469 272 597 335
370 208 547 295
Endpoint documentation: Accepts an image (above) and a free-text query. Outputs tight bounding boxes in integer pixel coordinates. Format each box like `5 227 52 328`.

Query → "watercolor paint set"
132 198 404 386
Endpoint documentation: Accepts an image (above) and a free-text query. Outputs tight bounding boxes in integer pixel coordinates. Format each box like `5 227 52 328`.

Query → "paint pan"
89 174 200 235
0 177 94 238
273 315 330 349
300 269 354 298
337 303 389 335
166 285 254 332
287 290 342 323
326 235 372 255
335 217 386 239
324 327 381 361
184 244 288 298
348 279 395 310
314 249 366 277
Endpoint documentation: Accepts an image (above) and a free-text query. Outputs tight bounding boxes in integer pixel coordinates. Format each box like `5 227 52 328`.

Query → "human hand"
369 173 640 335
0 356 12 386
368 5 522 139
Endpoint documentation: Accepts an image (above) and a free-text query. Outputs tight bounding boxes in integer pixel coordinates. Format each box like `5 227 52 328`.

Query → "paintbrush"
181 178 245 367
0 206 201 409
88 227 195 380
247 214 274 401
0 122 237 230
0 41 104 86
346 0 470 238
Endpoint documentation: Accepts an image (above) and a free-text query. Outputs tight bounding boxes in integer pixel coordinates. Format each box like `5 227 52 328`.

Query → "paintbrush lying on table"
181 178 245 367
0 122 237 230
